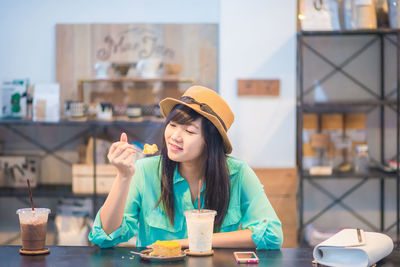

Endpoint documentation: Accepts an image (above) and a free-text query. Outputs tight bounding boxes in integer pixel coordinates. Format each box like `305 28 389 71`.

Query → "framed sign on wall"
56 24 218 114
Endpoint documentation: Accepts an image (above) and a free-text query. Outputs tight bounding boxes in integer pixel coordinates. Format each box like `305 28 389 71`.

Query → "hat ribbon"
179 96 227 131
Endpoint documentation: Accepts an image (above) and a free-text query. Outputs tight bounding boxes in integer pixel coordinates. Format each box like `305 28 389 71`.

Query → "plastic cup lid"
16 208 51 215
184 209 217 217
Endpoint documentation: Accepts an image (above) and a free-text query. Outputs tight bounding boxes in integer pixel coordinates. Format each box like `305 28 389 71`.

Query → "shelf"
302 168 399 179
297 27 400 240
0 184 107 198
299 100 398 114
78 76 195 84
0 118 164 127
298 29 400 36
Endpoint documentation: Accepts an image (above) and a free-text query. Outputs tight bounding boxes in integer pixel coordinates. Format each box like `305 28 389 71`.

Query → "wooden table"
1 246 400 267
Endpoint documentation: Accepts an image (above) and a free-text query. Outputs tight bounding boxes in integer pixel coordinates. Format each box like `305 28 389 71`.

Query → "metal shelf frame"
0 119 164 217
297 30 400 246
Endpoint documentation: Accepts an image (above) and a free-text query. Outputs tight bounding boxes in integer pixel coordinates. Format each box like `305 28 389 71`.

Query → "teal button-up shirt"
88 156 283 249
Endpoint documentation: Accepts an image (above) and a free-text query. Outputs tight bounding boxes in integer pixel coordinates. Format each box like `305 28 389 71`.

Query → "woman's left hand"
172 238 189 248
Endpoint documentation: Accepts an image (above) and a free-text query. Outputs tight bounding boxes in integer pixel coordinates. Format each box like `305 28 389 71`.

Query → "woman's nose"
170 129 183 142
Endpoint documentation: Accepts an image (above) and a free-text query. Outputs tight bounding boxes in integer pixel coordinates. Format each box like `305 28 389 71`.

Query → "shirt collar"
173 167 186 184
172 157 238 184
227 156 239 176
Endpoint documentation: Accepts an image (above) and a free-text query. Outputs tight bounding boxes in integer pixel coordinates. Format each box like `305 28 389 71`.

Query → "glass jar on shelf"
354 145 369 174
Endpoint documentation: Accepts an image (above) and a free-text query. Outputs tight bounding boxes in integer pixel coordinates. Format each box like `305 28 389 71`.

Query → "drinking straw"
198 179 202 212
27 179 35 211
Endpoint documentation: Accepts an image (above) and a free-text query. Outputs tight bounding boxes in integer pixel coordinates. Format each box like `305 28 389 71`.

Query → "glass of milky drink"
184 209 217 253
16 208 51 251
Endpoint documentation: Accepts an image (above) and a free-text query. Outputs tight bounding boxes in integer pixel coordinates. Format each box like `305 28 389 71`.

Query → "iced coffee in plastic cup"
184 209 216 253
16 208 51 251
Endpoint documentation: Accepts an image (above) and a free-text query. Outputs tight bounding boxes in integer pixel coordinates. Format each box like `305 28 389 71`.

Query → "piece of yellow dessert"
143 143 158 154
151 240 181 257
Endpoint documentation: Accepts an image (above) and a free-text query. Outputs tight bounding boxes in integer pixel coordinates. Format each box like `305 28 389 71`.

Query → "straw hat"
159 85 234 154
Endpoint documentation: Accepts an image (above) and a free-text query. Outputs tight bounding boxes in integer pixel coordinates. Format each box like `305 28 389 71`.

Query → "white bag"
313 228 394 267
299 0 341 30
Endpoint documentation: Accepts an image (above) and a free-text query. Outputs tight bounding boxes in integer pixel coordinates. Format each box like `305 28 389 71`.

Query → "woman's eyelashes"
169 122 198 135
185 124 199 135
186 129 196 134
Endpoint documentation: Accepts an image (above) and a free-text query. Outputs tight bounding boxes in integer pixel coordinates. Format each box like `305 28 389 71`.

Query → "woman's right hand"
107 132 136 179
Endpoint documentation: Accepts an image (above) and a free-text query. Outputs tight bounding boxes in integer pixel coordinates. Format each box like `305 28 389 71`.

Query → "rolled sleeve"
239 163 283 249
88 208 138 248
248 219 283 250
88 160 143 248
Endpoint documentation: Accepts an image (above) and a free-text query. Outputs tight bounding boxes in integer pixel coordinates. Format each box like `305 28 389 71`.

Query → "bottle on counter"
26 93 33 120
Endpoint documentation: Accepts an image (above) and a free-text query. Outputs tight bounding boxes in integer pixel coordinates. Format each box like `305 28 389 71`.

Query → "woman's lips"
168 143 183 151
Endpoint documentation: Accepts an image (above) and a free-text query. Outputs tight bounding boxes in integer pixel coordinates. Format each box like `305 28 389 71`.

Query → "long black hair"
156 104 231 231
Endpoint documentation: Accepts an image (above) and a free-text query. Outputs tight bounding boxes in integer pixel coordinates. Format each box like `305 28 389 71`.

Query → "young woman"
89 85 283 249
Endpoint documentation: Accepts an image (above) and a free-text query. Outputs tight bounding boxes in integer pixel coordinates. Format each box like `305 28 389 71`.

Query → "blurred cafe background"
0 0 399 249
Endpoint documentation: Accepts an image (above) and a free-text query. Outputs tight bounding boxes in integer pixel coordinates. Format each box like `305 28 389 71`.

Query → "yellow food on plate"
150 240 181 257
143 143 158 154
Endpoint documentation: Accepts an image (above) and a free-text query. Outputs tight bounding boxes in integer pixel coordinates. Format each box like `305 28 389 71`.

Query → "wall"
220 0 297 168
0 0 219 83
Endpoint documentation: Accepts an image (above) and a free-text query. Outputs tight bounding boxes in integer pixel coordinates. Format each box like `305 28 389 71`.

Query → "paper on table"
313 229 393 267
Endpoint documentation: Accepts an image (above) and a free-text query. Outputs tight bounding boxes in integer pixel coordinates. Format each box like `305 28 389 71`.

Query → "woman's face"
164 117 206 163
